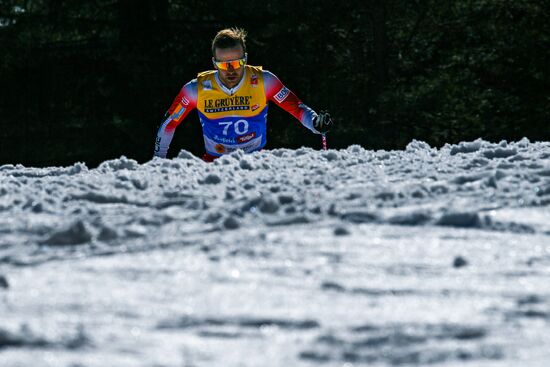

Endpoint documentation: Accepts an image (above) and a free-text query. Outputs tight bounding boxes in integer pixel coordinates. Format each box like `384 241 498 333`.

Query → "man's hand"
313 110 333 134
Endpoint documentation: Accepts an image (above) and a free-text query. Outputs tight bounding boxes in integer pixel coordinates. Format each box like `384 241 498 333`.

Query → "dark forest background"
1 0 549 167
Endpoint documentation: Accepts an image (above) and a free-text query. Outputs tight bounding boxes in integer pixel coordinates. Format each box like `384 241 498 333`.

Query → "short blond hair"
212 27 247 57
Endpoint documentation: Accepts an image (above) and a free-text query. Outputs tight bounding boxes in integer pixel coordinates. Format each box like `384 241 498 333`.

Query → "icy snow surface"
1 138 549 366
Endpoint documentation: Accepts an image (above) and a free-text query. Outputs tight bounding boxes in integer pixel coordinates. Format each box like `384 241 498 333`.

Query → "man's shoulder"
184 78 198 86
246 65 263 73
197 70 217 79
182 78 198 93
261 69 281 86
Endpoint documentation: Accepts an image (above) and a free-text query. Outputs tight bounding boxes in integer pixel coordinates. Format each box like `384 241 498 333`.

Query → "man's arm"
154 80 198 158
263 70 321 134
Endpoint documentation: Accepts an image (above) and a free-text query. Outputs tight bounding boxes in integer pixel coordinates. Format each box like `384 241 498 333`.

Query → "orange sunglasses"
213 54 247 70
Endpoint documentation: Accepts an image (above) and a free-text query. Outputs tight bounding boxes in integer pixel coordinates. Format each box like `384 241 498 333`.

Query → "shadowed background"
1 0 548 167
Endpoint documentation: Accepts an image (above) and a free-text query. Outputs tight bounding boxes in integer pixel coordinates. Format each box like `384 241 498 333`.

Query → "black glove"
313 110 333 134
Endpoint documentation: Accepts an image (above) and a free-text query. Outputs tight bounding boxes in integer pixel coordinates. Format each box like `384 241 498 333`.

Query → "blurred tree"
379 0 550 146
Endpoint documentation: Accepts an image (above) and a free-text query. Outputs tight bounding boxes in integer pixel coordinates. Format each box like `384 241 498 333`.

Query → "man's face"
213 45 246 89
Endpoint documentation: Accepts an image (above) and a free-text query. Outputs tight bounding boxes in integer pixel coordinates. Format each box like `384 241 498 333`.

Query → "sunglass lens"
216 58 245 70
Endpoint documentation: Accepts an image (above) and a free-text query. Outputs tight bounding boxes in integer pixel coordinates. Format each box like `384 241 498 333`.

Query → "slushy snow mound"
1 138 548 263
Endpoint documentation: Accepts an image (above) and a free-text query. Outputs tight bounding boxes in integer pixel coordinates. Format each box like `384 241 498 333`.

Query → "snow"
0 138 549 366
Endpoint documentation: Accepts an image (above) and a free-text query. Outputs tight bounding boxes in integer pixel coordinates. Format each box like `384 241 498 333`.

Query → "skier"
154 27 333 161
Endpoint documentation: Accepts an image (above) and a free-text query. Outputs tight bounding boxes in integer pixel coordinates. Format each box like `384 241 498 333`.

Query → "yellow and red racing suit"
154 65 320 159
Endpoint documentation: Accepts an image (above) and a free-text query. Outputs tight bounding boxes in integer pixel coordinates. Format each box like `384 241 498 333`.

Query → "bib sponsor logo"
274 86 290 103
250 74 258 87
204 134 263 155
181 96 190 106
213 135 236 144
237 132 256 143
251 103 260 111
204 95 252 113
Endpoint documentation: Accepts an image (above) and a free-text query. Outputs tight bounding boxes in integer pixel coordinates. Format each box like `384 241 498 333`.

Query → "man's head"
212 28 248 88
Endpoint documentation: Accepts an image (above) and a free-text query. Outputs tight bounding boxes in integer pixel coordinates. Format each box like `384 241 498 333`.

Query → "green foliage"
380 0 550 146
0 0 548 166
